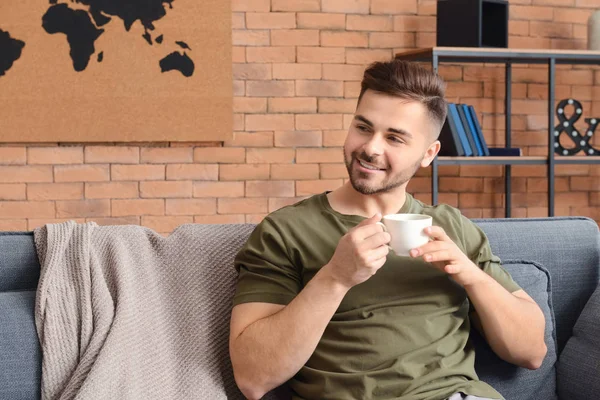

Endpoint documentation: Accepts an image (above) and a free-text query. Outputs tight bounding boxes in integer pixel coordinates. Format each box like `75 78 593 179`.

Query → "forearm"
231 265 348 399
466 271 547 369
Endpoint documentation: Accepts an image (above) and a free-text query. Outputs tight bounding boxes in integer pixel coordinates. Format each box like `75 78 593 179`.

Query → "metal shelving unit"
395 47 600 217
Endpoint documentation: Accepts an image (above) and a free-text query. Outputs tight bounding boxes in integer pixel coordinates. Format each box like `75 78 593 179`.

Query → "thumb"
357 212 382 227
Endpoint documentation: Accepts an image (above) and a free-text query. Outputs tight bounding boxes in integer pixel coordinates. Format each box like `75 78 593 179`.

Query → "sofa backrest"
474 217 600 353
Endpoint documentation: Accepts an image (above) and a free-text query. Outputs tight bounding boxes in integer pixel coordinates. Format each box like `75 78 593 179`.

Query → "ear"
421 140 441 168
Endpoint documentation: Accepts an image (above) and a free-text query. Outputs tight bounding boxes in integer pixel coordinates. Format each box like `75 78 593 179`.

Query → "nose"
362 133 384 157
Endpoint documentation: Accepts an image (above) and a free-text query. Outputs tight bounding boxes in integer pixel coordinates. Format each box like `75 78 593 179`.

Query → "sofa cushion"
557 282 600 399
0 232 40 292
472 260 558 400
0 290 41 400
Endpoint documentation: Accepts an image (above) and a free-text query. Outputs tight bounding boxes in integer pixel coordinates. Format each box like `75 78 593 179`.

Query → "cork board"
0 0 232 142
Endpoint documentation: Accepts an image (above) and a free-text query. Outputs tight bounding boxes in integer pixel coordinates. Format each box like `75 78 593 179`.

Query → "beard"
344 150 422 195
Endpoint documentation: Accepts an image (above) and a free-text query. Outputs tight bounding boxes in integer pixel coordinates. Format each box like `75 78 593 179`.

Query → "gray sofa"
1 217 599 400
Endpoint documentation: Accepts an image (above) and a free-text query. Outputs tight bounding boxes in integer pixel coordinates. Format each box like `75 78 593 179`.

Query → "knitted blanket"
33 220 255 400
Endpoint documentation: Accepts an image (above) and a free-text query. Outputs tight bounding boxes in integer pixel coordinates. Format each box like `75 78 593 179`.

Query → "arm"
411 226 547 370
230 213 390 400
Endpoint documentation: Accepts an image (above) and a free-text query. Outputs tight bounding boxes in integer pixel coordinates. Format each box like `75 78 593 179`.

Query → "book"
461 104 484 156
439 104 465 156
487 147 522 156
467 105 490 156
457 104 480 156
448 103 473 156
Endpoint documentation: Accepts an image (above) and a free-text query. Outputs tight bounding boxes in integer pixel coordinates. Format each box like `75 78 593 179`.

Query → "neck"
327 182 408 217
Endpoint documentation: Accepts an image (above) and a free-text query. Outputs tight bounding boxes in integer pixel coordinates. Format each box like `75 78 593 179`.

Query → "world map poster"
0 0 232 142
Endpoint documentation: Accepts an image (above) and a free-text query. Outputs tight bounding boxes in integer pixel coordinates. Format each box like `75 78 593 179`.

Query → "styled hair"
358 59 447 136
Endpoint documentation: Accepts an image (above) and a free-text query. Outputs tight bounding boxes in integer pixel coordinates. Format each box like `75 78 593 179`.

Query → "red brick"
509 36 551 49
527 177 568 193
218 198 268 214
246 80 295 97
232 30 270 46
370 32 415 48
394 16 436 32
193 182 245 198
28 183 83 200
269 197 308 212
297 47 346 63
111 165 165 181
112 199 164 216
297 148 344 163
268 97 317 113
556 192 589 208
56 200 110 218
0 147 26 165
510 5 554 21
296 80 344 97
234 97 268 114
296 179 343 195
347 15 393 31
233 80 245 96
0 166 53 183
555 164 590 176
141 216 193 233
274 130 322 147
322 64 365 81
272 0 320 11
193 148 246 164
0 184 26 200
557 69 593 85
459 193 504 209
591 192 600 206
85 146 139 164
346 49 393 64
246 114 295 131
529 21 573 39
232 47 245 63
85 182 138 199
140 181 192 198
166 164 218 180
321 31 369 47
246 148 295 163
297 13 346 29
165 199 217 215
246 12 296 29
371 0 417 13
0 201 55 218
55 165 109 182
484 82 527 99
140 147 192 164
571 177 600 191
439 178 484 193
344 81 362 98
271 164 320 180
194 214 246 224
224 132 274 148
233 63 272 80
273 63 321 79
232 12 245 29
459 165 504 177
296 114 343 130
247 47 296 63
319 98 357 113
415 32 435 48
220 164 270 180
320 163 348 179
445 82 484 98
317 130 343 148
322 0 369 14
246 214 268 224
438 65 464 81
554 8 591 23
271 30 319 46
246 180 295 197
28 147 83 165
532 0 574 6
231 0 270 12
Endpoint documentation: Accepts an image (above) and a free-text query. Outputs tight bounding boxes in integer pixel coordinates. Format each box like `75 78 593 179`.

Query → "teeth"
359 160 380 170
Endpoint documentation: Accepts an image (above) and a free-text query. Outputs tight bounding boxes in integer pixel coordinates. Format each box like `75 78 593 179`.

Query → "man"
229 60 547 400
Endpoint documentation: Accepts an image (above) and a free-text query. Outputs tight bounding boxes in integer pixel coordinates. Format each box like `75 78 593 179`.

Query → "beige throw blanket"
33 220 254 400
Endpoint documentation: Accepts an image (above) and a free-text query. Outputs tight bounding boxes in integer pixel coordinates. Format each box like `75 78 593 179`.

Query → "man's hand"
324 213 391 290
409 226 485 288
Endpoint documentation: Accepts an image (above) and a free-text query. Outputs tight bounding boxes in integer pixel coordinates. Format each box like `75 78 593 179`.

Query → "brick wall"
1 0 599 234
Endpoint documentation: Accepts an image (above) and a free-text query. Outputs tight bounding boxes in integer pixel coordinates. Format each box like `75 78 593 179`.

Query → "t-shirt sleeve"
232 217 302 307
458 214 522 295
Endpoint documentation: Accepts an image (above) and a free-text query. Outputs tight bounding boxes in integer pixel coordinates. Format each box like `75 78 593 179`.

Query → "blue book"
461 104 484 156
448 103 473 156
488 147 522 156
467 105 489 156
457 104 480 156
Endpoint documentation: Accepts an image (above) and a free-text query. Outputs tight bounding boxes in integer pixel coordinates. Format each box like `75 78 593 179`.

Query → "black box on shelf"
436 0 508 48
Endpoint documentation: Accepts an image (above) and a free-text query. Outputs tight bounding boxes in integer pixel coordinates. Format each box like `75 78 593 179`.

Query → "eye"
356 125 370 132
388 136 404 144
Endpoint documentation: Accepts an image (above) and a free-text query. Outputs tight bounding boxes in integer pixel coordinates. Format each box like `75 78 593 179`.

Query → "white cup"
377 214 432 256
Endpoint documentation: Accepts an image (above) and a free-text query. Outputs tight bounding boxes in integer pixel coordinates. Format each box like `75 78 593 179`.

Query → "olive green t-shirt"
233 192 520 400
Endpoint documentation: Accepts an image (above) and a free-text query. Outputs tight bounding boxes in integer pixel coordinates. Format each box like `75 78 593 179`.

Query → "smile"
357 159 385 171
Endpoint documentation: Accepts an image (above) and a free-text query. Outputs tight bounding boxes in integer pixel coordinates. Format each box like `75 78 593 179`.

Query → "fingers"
360 231 391 251
356 212 382 228
423 225 450 241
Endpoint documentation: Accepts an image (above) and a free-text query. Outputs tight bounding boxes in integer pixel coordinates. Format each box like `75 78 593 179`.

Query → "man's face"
344 89 440 195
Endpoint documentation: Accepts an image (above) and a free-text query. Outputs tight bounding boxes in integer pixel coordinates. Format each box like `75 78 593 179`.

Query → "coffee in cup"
377 214 432 256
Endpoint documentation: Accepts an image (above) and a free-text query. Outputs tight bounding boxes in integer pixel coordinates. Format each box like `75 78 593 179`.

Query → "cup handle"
376 222 393 252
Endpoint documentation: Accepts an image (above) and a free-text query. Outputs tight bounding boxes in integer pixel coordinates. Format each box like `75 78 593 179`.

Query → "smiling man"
229 60 547 400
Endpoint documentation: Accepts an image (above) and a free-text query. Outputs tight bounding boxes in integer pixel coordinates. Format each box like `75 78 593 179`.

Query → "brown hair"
358 59 447 136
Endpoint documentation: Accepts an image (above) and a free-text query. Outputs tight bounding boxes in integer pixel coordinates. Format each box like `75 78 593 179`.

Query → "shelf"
436 156 600 165
395 47 600 65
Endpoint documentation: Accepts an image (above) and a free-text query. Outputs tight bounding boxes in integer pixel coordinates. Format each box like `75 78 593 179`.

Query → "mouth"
356 159 386 172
